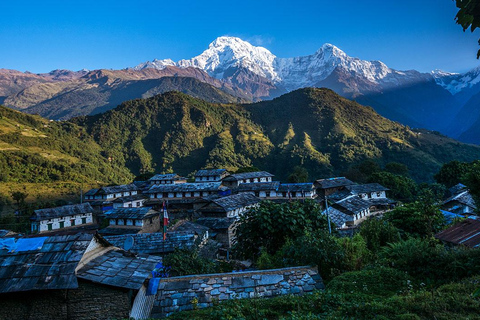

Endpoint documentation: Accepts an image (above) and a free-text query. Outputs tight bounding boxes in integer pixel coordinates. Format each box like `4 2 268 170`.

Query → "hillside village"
1 165 479 319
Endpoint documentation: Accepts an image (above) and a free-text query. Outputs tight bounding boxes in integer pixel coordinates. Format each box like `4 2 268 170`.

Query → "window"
59 221 64 228
128 203 133 208
48 224 53 231
81 217 87 224
71 219 75 226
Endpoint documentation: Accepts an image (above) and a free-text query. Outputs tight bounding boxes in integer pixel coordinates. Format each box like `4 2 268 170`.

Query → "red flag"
163 201 169 240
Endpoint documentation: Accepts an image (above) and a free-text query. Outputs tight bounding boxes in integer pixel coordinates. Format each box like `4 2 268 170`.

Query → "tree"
10 191 27 209
463 161 480 211
359 217 401 253
434 160 470 188
233 200 330 260
287 166 309 183
384 162 409 177
369 171 418 202
454 0 480 58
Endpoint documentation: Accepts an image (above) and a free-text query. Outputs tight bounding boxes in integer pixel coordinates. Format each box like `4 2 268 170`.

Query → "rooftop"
332 195 371 215
196 217 236 230
209 193 261 211
149 173 185 181
237 181 280 192
104 232 197 254
345 183 389 194
112 194 148 203
104 207 158 220
32 203 93 221
223 171 274 181
195 169 227 177
443 190 477 209
315 177 355 189
144 182 227 194
96 183 139 195
278 183 315 192
435 219 480 248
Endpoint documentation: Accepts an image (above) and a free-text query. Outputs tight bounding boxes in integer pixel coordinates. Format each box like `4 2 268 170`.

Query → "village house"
196 217 237 249
84 183 139 201
236 181 280 198
435 218 480 248
196 192 261 218
99 207 160 235
148 173 187 185
221 171 274 187
195 169 230 182
315 177 355 197
0 233 162 320
144 182 230 200
277 183 317 199
442 184 477 216
30 203 94 233
325 195 372 229
112 194 148 209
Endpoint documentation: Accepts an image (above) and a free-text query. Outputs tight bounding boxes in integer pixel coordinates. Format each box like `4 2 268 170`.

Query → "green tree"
454 0 480 58
434 160 470 188
287 166 309 183
369 171 418 202
233 200 330 260
359 217 401 253
463 161 480 211
384 162 409 176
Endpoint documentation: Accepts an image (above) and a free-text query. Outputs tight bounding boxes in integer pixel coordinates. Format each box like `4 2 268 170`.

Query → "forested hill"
73 88 480 182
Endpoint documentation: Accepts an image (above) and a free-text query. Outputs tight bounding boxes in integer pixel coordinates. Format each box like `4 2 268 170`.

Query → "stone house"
277 183 317 199
144 182 230 201
315 177 355 197
236 181 280 198
195 169 230 182
148 173 187 185
100 207 160 235
84 183 139 201
30 203 94 233
0 233 162 320
196 193 261 218
442 185 477 216
325 195 372 229
196 217 237 248
222 171 274 188
112 194 148 209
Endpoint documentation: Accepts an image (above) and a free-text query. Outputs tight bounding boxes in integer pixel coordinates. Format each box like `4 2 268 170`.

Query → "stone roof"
195 169 227 177
325 207 350 229
332 195 370 215
84 188 99 196
315 177 355 189
223 171 274 181
237 181 280 192
32 203 93 221
144 182 227 194
173 221 211 235
104 232 197 254
345 183 389 194
449 183 468 196
76 249 161 290
98 227 142 236
0 233 94 293
210 193 260 212
112 194 148 203
0 230 15 238
104 207 158 220
443 190 477 210
196 217 236 230
149 174 185 181
278 183 315 192
435 219 480 248
92 183 139 195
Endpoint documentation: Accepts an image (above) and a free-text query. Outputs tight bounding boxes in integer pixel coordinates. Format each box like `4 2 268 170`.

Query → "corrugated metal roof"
195 169 227 177
0 233 93 293
237 181 280 192
104 207 158 220
32 203 93 221
223 171 274 181
315 177 355 189
144 182 226 194
435 219 480 248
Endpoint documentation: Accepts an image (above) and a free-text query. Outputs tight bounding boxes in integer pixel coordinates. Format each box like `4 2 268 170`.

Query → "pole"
325 195 332 234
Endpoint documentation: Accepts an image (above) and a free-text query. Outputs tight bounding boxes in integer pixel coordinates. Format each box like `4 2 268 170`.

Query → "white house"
31 203 94 233
84 184 139 201
112 194 148 209
195 169 229 182
144 182 229 200
222 171 274 187
236 181 280 198
148 174 187 186
196 193 261 218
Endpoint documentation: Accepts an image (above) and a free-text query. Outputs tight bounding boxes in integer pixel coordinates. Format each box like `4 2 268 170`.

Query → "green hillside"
74 88 480 182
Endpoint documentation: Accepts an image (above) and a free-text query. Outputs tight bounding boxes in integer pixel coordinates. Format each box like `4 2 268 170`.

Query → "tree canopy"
455 0 480 58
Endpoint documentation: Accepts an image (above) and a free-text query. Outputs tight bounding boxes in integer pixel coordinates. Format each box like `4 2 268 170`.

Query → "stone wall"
150 266 324 318
0 280 131 320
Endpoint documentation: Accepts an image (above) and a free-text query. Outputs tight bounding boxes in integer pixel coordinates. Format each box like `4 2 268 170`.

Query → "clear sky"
1 0 479 74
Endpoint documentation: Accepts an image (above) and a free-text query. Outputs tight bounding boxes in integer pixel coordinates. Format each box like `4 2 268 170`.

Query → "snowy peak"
178 36 278 81
433 67 480 94
133 58 176 70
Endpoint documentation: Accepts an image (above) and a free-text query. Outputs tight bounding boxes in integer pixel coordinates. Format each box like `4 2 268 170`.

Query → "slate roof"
223 171 274 181
97 183 139 195
195 169 227 177
367 198 397 206
278 183 315 192
443 191 477 210
149 174 185 181
210 193 260 211
346 183 389 194
173 221 211 235
196 217 236 230
98 227 142 236
104 232 196 254
332 195 370 215
237 181 280 192
315 177 355 189
144 182 227 194
0 233 93 293
104 207 158 220
84 188 99 196
325 207 350 229
112 194 148 203
32 203 93 221
435 219 480 248
449 183 468 196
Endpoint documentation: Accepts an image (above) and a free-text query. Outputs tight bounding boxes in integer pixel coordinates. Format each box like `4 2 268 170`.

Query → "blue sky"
1 0 479 74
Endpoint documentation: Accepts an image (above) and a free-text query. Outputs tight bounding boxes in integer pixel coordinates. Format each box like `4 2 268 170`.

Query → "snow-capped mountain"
432 67 480 95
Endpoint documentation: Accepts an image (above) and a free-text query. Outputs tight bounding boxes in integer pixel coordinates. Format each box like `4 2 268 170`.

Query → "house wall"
0 281 131 320
141 215 161 233
150 266 324 318
38 213 93 233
